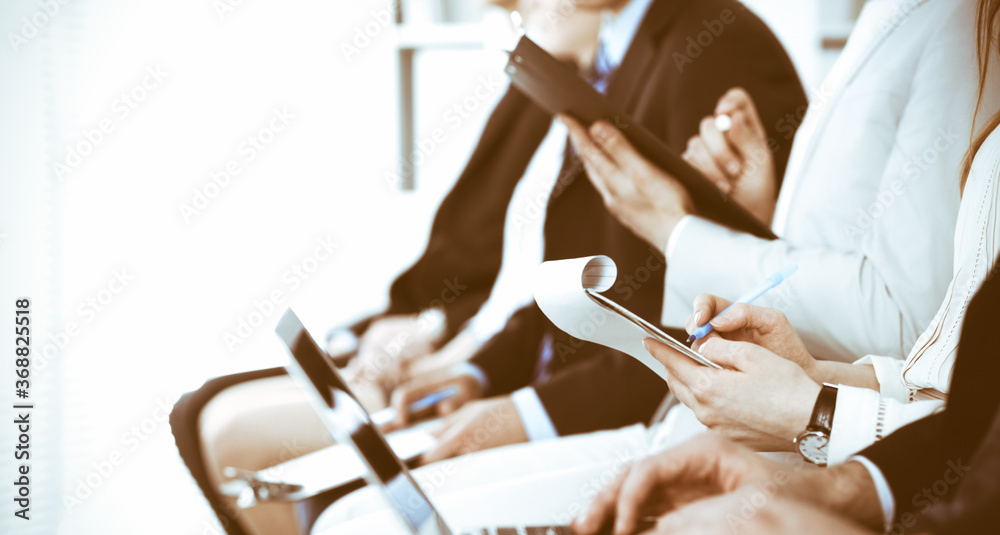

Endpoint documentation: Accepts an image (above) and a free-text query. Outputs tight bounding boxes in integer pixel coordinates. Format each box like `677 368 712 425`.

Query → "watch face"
796 431 830 466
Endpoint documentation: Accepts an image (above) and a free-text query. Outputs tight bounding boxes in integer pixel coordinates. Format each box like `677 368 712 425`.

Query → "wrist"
814 461 885 529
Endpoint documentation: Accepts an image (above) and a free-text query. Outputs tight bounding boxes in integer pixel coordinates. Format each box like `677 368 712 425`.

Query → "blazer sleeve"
384 88 551 341
534 349 668 436
468 304 548 396
859 259 1000 521
662 5 989 364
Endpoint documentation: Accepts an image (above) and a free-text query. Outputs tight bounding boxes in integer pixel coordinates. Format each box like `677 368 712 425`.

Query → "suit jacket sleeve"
859 264 1000 521
535 348 668 435
383 88 551 342
468 304 548 396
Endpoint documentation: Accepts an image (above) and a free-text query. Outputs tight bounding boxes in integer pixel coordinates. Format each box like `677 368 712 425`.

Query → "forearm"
812 361 879 391
663 218 915 363
785 461 884 531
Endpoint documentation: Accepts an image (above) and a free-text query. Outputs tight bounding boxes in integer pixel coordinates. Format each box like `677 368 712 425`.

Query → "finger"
613 462 670 534
564 115 613 169
389 377 447 427
684 136 731 193
686 294 734 334
573 466 632 535
710 302 786 333
714 87 755 118
689 331 722 353
589 120 650 175
696 338 759 371
422 417 470 464
565 120 626 201
726 110 769 166
699 116 742 179
646 339 719 398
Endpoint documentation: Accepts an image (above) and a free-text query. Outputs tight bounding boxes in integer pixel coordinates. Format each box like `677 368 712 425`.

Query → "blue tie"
587 41 613 93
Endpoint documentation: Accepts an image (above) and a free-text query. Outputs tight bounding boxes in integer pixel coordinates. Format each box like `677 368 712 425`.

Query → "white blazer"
662 0 1000 362
829 124 1000 464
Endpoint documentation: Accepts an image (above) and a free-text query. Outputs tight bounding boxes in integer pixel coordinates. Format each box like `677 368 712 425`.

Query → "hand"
682 88 777 226
686 295 818 381
561 114 694 250
649 489 879 535
385 368 484 431
419 396 528 464
347 314 445 392
647 337 821 448
573 433 796 535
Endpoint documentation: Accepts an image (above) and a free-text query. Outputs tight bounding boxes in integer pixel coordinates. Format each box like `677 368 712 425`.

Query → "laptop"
275 309 578 535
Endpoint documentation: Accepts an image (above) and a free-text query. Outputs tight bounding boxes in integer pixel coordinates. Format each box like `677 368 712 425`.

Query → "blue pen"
687 262 799 342
407 386 460 413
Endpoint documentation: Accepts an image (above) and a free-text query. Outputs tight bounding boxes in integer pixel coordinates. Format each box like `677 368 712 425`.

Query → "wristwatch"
795 383 838 466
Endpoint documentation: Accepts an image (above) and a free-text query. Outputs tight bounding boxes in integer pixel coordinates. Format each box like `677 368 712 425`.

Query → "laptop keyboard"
462 527 573 535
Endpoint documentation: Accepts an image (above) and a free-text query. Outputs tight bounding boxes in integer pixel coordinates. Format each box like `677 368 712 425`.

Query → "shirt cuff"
510 387 559 441
664 214 694 260
850 456 896 531
451 362 489 392
854 355 911 402
828 385 883 465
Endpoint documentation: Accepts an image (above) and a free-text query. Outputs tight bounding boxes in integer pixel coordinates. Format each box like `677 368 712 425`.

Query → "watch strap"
808 383 838 434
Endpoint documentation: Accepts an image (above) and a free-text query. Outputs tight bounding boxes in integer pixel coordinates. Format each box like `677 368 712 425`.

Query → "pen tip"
686 335 695 343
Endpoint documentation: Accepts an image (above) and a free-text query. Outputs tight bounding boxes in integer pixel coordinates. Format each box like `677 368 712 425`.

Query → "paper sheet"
534 256 719 383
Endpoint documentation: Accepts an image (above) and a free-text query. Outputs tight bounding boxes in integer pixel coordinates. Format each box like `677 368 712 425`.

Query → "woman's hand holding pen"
686 294 820 381
645 336 820 450
561 114 694 250
683 88 778 226
687 294 882 391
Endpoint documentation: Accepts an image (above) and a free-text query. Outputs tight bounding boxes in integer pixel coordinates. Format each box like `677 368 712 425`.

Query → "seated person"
315 1 1000 527
172 0 805 532
390 0 997 464
574 247 1000 535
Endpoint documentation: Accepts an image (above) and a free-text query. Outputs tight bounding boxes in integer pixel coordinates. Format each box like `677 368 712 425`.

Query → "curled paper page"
534 256 719 383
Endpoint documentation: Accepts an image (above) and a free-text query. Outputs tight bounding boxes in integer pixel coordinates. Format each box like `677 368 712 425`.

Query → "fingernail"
686 311 702 333
727 162 741 175
642 339 650 352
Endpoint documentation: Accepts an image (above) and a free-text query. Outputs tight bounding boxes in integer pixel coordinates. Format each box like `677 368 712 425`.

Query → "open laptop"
276 309 578 535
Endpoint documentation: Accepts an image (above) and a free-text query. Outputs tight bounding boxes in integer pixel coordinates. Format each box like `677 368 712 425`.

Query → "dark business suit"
377 89 553 341
859 263 1000 531
468 0 807 435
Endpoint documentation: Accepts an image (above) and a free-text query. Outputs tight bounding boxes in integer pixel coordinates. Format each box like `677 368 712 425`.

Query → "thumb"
709 302 784 334
697 338 756 371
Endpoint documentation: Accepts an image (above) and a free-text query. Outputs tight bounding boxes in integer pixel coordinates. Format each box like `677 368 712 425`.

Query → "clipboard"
504 35 777 240
586 289 721 369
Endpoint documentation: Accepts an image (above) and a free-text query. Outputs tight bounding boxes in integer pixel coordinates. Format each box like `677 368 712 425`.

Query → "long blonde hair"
962 0 1000 189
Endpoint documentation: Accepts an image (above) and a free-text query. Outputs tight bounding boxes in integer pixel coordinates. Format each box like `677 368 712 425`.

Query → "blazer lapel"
606 0 687 111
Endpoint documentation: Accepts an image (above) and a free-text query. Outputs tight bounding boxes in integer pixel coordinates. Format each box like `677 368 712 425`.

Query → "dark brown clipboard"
504 35 777 240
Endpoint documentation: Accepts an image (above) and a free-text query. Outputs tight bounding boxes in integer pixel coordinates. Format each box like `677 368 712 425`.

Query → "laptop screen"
276 309 451 535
